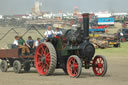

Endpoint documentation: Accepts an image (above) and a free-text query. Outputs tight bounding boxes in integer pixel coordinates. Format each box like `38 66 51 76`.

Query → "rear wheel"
67 55 82 78
92 55 107 76
13 60 22 73
0 60 8 72
35 42 57 76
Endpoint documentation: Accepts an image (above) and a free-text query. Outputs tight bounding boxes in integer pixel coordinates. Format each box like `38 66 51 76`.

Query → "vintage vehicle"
0 13 107 78
0 48 34 73
90 33 120 48
34 13 108 78
0 28 36 73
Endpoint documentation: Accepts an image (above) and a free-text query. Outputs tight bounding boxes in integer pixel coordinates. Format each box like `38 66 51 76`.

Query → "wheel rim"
93 56 104 76
1 62 5 70
35 43 51 75
14 63 18 72
0 61 8 72
67 57 79 77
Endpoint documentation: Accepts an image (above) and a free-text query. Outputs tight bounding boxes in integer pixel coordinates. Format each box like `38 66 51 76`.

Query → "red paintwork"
0 48 34 58
67 57 79 77
54 35 67 41
0 48 19 58
35 43 51 75
54 36 60 39
92 25 109 29
93 56 104 76
97 25 109 29
122 38 126 42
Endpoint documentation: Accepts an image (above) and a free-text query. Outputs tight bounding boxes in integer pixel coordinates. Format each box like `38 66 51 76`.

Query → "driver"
54 28 63 36
44 26 54 38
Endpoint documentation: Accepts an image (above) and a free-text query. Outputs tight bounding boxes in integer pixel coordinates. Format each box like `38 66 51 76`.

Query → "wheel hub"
98 63 103 68
1 63 4 68
73 64 78 69
41 56 46 63
14 64 18 69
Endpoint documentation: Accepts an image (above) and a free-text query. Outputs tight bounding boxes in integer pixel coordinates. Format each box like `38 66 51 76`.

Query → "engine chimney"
82 13 89 41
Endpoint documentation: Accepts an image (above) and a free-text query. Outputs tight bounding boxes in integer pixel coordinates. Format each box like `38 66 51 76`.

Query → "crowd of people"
13 35 40 56
13 26 63 56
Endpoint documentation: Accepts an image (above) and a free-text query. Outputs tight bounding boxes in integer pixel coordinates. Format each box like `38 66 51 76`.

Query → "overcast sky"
0 0 128 15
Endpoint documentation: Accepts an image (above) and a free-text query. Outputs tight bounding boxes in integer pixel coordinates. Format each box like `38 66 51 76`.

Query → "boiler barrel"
82 13 89 40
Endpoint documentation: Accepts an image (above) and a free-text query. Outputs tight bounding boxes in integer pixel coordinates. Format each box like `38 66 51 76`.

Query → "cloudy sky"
0 0 128 15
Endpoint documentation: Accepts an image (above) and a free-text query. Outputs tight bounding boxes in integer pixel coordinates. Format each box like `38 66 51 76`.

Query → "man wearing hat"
54 28 63 36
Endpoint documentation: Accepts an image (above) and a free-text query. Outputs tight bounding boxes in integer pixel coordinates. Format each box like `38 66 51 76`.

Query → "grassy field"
95 42 128 57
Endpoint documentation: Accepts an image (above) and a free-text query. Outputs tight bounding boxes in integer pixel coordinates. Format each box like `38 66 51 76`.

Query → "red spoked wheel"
67 55 82 78
92 55 107 76
35 42 57 76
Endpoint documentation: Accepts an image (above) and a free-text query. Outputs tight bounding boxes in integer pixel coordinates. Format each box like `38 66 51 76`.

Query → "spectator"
18 36 25 46
35 38 41 47
26 36 35 53
18 36 30 55
13 36 30 55
13 36 19 46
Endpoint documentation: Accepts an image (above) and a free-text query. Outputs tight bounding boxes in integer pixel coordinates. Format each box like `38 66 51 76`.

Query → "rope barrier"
0 28 19 41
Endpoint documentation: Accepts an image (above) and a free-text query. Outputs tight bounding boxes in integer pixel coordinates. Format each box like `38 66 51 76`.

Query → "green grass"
95 42 128 57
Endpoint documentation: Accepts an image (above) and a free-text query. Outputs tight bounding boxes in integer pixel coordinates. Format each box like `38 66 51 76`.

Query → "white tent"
95 11 112 18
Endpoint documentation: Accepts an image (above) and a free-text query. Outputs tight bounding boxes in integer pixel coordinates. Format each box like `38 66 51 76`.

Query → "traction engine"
35 13 107 78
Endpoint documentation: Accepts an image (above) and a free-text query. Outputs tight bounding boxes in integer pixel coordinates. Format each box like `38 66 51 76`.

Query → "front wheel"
92 55 107 76
67 55 82 78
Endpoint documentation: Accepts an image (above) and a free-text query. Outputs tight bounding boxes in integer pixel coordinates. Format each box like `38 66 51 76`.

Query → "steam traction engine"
35 13 107 78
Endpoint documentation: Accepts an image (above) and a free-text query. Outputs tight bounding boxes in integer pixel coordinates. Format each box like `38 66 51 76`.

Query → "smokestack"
82 13 89 41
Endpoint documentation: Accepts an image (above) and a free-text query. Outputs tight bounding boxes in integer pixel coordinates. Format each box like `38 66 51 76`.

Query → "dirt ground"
0 56 128 85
